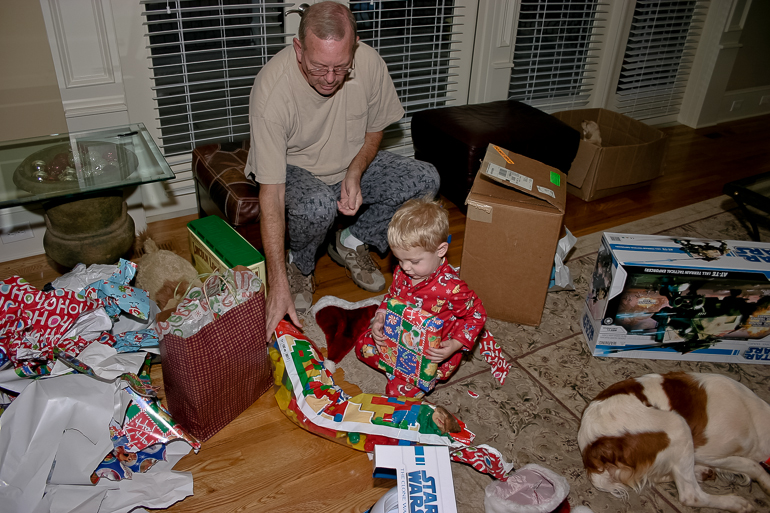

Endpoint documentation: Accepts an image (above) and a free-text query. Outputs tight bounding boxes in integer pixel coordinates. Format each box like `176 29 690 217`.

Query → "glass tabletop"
0 123 175 208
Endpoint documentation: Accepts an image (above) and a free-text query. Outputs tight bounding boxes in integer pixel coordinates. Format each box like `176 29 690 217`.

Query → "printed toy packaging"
373 445 457 513
582 233 770 364
377 298 444 392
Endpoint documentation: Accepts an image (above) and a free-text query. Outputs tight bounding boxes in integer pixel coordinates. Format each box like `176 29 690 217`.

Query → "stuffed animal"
134 232 202 311
581 119 602 146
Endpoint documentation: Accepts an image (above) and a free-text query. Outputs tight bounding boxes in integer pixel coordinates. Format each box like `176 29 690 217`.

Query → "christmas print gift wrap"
0 275 103 377
378 298 444 392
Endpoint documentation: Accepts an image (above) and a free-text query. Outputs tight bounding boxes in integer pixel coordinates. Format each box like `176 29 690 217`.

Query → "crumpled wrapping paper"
549 227 577 292
0 374 195 513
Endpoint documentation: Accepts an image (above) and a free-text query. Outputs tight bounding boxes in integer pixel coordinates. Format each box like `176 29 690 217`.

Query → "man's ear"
437 242 449 258
293 37 302 61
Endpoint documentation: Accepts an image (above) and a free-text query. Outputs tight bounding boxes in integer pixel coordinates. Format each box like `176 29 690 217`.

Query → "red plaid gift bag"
159 284 270 442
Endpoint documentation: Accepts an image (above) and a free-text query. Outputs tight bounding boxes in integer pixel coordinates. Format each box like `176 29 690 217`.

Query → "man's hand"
338 172 362 215
425 338 464 363
265 279 302 341
370 311 387 346
338 131 382 215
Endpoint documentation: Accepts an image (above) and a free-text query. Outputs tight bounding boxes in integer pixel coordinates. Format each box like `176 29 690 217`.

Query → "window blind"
615 0 708 120
142 0 293 157
350 0 463 156
508 0 608 112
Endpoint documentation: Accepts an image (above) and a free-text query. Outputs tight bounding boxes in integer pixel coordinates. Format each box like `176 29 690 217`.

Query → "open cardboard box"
461 145 566 326
552 108 667 201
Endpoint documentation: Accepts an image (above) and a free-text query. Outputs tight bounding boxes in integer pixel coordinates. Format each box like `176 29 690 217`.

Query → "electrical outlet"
731 100 744 112
761 95 770 106
0 222 34 244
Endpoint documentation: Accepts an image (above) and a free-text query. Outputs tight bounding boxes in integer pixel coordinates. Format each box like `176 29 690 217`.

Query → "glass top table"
0 123 175 268
0 123 175 209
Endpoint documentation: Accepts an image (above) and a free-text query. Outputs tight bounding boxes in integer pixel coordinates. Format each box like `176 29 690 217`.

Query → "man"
244 1 440 338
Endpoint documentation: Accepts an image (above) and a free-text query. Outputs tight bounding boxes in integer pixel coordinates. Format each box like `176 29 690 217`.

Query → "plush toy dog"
581 119 602 146
578 371 770 513
134 232 202 312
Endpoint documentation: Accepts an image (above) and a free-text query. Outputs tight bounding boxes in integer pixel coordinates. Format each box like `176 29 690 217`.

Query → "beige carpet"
304 196 770 513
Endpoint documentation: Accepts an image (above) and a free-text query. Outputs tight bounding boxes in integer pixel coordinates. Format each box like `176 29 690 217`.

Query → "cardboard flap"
478 145 566 213
566 142 600 188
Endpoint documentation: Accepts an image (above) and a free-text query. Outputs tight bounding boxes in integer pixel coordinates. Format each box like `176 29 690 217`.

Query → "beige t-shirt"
244 42 404 185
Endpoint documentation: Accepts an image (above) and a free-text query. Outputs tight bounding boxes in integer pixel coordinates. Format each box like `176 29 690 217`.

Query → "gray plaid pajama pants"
285 151 440 275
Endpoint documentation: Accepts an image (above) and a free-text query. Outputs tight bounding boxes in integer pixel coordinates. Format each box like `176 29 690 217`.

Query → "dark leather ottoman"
411 100 580 212
192 140 263 250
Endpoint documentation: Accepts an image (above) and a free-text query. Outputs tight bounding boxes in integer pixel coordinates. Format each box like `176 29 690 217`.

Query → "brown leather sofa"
192 140 262 250
411 100 580 212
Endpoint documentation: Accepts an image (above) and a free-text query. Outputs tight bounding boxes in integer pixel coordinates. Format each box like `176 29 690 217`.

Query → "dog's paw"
726 496 755 513
694 465 716 481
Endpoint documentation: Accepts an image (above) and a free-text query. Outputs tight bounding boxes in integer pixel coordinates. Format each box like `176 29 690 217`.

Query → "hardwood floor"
1 113 769 512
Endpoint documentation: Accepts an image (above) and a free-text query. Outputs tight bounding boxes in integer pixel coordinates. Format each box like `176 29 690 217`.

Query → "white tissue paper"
0 374 194 513
549 227 577 292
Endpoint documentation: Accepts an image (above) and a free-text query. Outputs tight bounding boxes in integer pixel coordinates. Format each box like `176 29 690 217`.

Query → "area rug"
302 195 770 513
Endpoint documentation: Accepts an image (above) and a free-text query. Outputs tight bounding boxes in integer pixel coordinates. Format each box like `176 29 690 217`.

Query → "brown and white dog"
578 372 770 513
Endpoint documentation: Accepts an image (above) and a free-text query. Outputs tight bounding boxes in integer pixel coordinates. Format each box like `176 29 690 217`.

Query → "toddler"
355 198 505 398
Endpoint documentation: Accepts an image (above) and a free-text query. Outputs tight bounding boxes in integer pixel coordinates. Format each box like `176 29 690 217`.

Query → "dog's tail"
582 434 663 498
134 229 157 255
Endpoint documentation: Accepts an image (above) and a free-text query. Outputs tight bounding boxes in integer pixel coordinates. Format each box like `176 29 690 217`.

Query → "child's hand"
425 338 464 363
371 311 388 347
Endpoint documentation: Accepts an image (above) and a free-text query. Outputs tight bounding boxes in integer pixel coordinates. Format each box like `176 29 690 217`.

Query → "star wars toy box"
372 445 457 513
377 298 444 393
581 233 770 364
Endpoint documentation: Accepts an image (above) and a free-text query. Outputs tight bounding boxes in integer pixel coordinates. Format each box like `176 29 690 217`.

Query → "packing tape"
466 200 493 223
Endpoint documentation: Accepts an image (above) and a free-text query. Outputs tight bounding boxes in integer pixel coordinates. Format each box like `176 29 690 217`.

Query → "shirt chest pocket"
346 109 367 147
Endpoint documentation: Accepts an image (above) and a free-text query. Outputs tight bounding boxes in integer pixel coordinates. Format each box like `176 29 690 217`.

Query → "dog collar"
762 456 770 475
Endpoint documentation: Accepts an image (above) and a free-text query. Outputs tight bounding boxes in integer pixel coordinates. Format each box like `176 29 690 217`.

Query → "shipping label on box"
377 298 444 392
581 233 770 363
461 145 566 326
373 445 457 513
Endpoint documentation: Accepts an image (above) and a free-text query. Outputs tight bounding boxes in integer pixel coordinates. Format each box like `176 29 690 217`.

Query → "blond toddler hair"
387 197 449 252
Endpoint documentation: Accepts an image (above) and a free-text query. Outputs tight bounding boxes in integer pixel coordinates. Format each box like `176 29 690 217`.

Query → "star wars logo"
743 347 770 361
407 470 439 513
733 246 770 263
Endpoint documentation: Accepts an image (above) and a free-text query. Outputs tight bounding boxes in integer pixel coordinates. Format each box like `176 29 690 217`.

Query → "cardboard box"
372 445 457 513
377 298 444 392
461 145 566 326
187 216 266 287
581 233 770 364
552 108 667 201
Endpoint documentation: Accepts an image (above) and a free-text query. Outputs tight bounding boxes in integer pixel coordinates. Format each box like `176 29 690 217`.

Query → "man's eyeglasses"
307 64 354 77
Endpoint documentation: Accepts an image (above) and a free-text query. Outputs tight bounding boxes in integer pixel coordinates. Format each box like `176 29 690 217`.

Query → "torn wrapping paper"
113 330 159 353
549 227 577 292
53 261 162 348
51 263 124 294
271 320 517 478
0 373 198 513
0 275 104 377
80 259 150 321
50 341 146 380
92 419 168 482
